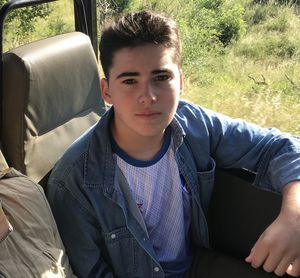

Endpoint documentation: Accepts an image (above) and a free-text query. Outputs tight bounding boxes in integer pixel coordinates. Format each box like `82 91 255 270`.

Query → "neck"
111 125 166 161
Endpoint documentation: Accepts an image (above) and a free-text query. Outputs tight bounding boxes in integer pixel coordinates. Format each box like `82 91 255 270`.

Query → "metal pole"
74 0 98 58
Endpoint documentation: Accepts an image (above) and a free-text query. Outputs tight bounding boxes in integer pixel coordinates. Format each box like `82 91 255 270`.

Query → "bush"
47 18 73 36
217 4 246 46
265 12 289 31
266 36 298 58
97 0 129 25
1 0 52 49
246 5 270 25
235 34 299 59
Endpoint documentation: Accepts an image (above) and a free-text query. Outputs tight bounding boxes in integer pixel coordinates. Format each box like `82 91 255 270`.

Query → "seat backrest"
1 32 106 184
208 168 282 259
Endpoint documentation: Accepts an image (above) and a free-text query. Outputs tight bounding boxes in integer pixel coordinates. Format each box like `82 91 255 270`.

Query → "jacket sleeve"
206 108 300 192
178 101 300 192
47 166 115 278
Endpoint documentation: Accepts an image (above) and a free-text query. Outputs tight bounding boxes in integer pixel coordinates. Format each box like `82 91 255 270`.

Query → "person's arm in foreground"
246 180 300 277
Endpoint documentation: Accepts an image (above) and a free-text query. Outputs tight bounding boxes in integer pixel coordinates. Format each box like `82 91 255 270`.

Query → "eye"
122 79 137 85
154 74 171 81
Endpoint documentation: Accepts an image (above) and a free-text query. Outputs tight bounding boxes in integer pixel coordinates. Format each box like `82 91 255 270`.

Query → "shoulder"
46 123 99 213
175 99 222 130
51 126 94 179
48 120 104 190
176 99 220 121
49 109 113 185
176 99 251 130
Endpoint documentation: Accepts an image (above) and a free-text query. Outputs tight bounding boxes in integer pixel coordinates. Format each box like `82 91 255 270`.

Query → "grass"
182 56 300 134
180 2 300 135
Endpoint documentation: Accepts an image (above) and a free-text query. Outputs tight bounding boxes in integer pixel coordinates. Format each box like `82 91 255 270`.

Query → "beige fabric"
0 151 8 172
0 167 76 278
2 32 106 183
0 201 12 242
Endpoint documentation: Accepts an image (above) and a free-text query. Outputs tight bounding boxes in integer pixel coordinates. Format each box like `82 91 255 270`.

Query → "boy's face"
101 43 182 143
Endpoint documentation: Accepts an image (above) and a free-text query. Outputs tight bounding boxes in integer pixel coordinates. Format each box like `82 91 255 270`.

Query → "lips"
135 110 161 117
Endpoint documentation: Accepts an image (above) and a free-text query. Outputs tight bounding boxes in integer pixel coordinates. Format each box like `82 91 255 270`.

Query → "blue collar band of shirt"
110 127 172 168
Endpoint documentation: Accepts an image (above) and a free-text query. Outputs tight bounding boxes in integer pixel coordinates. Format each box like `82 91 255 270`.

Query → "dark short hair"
99 11 181 79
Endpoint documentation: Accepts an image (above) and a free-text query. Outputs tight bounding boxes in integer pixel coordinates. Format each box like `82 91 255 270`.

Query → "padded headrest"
2 32 106 183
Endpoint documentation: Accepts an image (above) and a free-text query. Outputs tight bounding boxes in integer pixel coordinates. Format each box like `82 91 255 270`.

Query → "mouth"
135 110 161 118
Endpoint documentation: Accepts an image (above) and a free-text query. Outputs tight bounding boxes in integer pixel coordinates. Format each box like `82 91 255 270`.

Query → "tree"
97 0 128 26
0 0 52 50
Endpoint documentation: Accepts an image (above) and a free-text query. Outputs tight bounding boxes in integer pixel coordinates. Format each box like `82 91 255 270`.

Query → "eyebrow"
152 69 170 75
116 72 139 79
115 69 171 80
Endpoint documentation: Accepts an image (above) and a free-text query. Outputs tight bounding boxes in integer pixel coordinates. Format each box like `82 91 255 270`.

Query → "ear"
100 78 113 104
179 68 183 96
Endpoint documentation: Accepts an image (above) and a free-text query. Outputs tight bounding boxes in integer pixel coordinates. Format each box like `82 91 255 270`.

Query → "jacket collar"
84 107 115 189
83 103 186 190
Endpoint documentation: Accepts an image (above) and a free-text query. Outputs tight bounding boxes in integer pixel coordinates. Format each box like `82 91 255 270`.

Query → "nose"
138 84 157 105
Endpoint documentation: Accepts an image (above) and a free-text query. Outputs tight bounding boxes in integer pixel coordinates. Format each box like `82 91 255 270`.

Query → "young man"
47 11 300 278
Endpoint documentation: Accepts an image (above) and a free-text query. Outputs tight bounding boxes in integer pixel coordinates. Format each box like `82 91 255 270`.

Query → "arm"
47 176 115 278
179 102 300 192
179 102 300 275
198 106 300 275
245 180 300 277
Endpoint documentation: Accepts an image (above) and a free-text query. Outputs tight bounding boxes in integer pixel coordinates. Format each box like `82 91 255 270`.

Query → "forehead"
110 44 178 74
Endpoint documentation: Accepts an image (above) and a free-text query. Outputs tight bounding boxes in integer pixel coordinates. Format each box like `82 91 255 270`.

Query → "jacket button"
111 234 116 239
153 267 160 272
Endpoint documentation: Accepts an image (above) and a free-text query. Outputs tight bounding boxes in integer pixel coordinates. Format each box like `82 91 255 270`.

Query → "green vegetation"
0 0 52 50
2 0 299 134
1 0 74 51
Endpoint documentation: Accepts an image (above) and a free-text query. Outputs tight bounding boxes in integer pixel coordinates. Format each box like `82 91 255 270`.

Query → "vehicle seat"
1 32 106 185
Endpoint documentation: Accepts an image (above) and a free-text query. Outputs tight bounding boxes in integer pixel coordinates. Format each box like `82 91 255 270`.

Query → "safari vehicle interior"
0 0 292 277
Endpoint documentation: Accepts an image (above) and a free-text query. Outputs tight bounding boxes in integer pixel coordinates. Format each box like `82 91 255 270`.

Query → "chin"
137 128 165 138
133 120 170 138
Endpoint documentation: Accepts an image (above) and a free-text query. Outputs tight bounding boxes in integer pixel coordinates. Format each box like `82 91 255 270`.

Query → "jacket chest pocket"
103 226 137 277
197 158 216 214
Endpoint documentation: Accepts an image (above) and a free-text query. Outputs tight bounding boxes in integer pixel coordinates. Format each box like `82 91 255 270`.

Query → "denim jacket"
47 100 300 278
